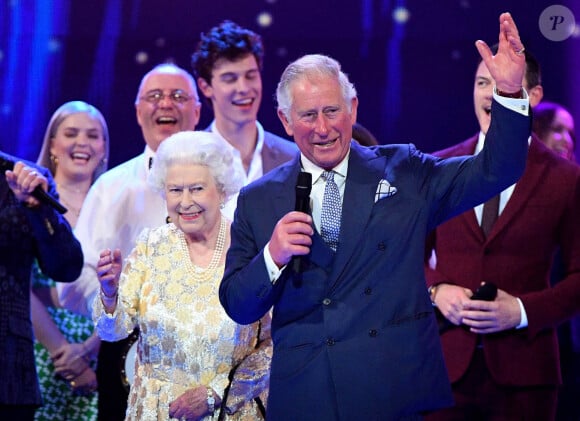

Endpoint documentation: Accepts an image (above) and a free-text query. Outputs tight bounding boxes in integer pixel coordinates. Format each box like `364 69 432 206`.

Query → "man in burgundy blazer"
425 50 580 420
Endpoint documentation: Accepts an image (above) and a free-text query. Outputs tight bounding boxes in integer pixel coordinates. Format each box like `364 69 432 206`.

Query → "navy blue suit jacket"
220 101 530 420
0 152 83 406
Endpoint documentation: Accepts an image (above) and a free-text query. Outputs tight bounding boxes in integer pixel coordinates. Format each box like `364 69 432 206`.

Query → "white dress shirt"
210 121 265 221
264 153 349 282
472 133 531 328
57 146 167 317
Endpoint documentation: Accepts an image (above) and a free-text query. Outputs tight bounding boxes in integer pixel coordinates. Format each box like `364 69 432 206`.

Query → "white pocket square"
375 179 397 202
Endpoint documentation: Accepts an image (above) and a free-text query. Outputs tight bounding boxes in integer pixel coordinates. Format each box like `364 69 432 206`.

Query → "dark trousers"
96 336 133 421
0 405 36 421
426 348 558 421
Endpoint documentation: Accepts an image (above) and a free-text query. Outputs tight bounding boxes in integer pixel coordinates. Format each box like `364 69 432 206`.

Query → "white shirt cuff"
493 87 529 116
516 297 528 329
264 242 285 284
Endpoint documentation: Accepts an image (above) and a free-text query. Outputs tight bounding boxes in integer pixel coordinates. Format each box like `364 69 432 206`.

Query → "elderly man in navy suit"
220 13 530 420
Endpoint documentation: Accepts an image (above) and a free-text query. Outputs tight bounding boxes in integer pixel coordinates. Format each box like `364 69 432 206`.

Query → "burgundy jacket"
426 135 580 387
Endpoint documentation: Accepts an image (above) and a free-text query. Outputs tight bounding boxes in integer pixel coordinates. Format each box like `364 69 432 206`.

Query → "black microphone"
291 171 312 285
0 156 68 214
437 282 498 334
470 282 497 301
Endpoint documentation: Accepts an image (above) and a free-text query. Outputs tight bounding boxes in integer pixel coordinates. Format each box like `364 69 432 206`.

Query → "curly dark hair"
191 20 264 84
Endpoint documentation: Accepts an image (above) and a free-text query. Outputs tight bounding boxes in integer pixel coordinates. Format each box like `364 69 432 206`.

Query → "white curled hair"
148 131 244 201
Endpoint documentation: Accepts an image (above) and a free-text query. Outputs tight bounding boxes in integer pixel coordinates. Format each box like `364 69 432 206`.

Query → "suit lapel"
329 143 386 284
486 137 547 241
262 133 279 174
271 156 337 270
458 211 485 242
271 156 300 219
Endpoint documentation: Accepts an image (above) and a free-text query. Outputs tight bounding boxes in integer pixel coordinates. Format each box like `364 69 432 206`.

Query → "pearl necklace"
181 216 227 282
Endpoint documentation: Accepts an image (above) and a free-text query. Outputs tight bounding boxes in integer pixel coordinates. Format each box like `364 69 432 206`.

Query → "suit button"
369 329 378 337
364 287 372 295
322 298 331 305
326 338 335 346
377 242 386 251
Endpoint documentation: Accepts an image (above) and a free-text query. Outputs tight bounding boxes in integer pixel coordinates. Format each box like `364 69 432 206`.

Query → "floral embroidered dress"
93 224 271 420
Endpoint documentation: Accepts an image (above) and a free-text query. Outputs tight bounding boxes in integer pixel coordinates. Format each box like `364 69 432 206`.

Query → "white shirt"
472 133 531 329
210 121 265 221
300 154 348 234
472 131 518 225
264 153 349 281
57 146 167 317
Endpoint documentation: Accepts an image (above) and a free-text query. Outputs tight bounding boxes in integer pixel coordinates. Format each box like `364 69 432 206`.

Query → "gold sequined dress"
94 224 271 420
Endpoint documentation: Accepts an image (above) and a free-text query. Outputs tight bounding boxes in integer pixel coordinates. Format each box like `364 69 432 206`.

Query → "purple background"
1 0 578 167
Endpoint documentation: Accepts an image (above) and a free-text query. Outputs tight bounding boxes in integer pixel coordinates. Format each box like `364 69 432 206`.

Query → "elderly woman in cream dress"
93 131 271 421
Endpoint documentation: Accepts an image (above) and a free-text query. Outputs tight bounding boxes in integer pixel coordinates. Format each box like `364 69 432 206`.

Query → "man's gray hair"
276 54 357 121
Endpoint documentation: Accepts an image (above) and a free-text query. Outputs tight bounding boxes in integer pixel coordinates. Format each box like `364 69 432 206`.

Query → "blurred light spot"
392 7 410 24
459 0 470 9
276 46 288 57
451 49 461 60
265 0 277 3
47 37 62 53
572 23 580 38
257 12 273 27
0 50 3 63
1 104 12 116
155 38 166 48
135 51 149 64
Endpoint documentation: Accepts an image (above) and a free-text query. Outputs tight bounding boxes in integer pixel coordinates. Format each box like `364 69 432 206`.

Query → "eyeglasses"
140 89 194 105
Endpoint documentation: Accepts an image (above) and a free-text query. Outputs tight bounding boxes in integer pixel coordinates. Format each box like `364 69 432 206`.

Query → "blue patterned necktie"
320 171 342 251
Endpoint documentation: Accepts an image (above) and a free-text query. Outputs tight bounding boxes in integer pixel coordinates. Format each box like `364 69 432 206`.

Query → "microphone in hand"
291 171 312 285
0 156 68 214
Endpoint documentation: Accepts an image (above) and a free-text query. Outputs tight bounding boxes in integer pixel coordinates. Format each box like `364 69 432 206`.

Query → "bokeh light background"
1 0 578 166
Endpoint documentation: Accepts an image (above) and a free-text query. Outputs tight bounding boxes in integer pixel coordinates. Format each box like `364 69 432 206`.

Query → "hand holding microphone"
1 157 67 214
291 172 312 277
266 172 313 277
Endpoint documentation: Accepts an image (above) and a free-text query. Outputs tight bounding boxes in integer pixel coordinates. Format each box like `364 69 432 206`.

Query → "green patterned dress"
32 262 98 420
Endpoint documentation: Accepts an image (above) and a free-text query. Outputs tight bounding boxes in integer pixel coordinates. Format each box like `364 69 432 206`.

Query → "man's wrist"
496 87 524 99
100 287 118 308
428 285 439 307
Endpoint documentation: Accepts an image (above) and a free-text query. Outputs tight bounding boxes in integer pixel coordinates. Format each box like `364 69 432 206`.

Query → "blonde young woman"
94 131 271 421
32 101 109 420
